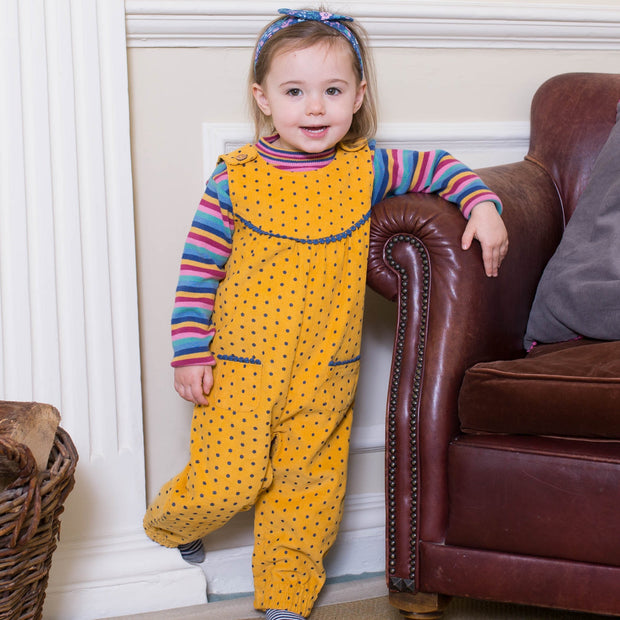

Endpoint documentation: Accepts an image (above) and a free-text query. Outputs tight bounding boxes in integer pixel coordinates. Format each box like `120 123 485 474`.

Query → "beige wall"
127 5 620 511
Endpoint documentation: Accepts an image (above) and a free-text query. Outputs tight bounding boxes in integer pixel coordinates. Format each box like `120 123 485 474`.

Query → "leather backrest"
526 72 620 224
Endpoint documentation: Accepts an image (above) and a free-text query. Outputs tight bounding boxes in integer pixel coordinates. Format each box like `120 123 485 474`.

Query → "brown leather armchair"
367 72 620 619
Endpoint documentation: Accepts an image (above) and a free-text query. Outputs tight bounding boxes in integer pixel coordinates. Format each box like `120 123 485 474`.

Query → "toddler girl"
144 7 508 620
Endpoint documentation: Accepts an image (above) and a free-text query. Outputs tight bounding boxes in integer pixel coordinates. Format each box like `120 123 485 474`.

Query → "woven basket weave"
0 427 77 619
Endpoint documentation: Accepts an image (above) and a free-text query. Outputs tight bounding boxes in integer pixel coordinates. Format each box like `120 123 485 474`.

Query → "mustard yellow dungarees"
144 140 373 617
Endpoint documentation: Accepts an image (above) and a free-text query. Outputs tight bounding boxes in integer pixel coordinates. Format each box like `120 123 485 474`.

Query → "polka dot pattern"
143 143 374 618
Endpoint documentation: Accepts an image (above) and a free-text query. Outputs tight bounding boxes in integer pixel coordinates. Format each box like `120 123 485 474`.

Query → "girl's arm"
371 145 508 276
171 163 233 401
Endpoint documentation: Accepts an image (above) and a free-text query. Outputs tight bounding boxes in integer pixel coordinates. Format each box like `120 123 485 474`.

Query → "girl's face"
252 40 366 153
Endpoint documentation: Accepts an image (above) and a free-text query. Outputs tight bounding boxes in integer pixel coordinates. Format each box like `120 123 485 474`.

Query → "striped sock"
178 539 205 564
265 610 306 620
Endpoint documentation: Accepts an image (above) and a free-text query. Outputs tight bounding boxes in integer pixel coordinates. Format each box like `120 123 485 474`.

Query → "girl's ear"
252 83 272 116
353 80 367 114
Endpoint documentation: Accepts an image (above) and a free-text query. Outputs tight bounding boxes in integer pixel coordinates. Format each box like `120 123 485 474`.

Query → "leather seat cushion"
458 338 620 438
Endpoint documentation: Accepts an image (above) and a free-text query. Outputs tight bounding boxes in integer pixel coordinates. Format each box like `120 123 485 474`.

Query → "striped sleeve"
171 162 233 367
371 144 502 218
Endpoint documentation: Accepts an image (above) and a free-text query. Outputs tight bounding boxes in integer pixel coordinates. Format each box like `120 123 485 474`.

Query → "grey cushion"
524 101 620 349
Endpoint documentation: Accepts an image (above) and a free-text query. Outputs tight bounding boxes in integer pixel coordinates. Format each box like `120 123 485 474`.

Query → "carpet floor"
104 575 614 620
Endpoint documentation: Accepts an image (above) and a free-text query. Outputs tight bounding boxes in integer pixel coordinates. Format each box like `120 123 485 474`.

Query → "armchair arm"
368 158 563 590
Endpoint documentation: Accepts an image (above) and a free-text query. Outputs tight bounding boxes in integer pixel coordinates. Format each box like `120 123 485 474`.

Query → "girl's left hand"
461 201 509 277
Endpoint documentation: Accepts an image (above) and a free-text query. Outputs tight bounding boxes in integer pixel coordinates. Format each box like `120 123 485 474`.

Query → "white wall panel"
0 1 205 617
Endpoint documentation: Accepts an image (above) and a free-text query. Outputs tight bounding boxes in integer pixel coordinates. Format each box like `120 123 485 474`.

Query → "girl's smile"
252 41 366 153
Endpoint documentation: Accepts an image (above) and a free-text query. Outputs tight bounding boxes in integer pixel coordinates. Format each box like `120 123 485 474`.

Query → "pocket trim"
217 353 262 365
328 355 361 367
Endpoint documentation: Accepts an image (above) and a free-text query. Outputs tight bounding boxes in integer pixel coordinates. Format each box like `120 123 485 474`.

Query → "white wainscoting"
0 1 205 618
202 121 530 192
125 0 620 50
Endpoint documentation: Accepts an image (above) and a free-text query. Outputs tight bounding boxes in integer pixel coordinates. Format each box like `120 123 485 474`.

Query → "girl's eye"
287 88 302 97
326 87 341 96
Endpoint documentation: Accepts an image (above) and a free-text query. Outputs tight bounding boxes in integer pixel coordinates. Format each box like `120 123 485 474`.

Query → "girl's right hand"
174 365 214 405
461 201 509 277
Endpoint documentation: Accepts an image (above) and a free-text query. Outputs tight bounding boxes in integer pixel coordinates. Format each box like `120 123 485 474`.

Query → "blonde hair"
249 9 377 147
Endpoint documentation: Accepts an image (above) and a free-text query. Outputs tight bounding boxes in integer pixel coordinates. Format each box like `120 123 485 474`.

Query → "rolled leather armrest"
368 159 564 363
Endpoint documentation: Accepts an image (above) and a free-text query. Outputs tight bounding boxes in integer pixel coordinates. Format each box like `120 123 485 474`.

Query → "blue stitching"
235 210 371 244
329 355 361 367
217 354 262 365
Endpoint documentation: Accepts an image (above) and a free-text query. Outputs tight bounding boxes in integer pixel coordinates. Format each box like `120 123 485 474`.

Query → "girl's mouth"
302 126 328 135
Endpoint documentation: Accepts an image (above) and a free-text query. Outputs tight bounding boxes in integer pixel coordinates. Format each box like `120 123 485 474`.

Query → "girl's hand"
174 365 214 405
461 201 509 277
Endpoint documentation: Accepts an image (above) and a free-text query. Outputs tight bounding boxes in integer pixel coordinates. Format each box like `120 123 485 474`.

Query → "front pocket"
317 355 361 413
212 354 263 413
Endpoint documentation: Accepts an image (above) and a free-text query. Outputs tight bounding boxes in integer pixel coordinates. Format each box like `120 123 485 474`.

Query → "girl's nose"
306 94 325 115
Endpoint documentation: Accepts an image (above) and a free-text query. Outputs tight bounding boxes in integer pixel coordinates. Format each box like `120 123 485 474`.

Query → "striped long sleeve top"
171 137 502 367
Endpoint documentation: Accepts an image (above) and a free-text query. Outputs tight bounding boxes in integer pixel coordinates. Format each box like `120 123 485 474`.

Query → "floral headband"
254 8 364 77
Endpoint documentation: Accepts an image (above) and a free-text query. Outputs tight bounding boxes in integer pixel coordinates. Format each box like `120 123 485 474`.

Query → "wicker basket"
0 427 78 619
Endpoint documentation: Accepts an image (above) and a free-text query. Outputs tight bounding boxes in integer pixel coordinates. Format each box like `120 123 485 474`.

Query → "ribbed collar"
256 134 336 169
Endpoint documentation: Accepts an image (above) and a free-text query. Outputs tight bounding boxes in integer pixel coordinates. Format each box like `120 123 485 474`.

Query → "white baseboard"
42 493 384 615
325 525 385 577
204 492 385 596
203 527 385 597
44 532 207 619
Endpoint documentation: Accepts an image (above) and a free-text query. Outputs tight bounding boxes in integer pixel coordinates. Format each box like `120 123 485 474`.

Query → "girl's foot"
265 610 306 620
178 539 205 564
